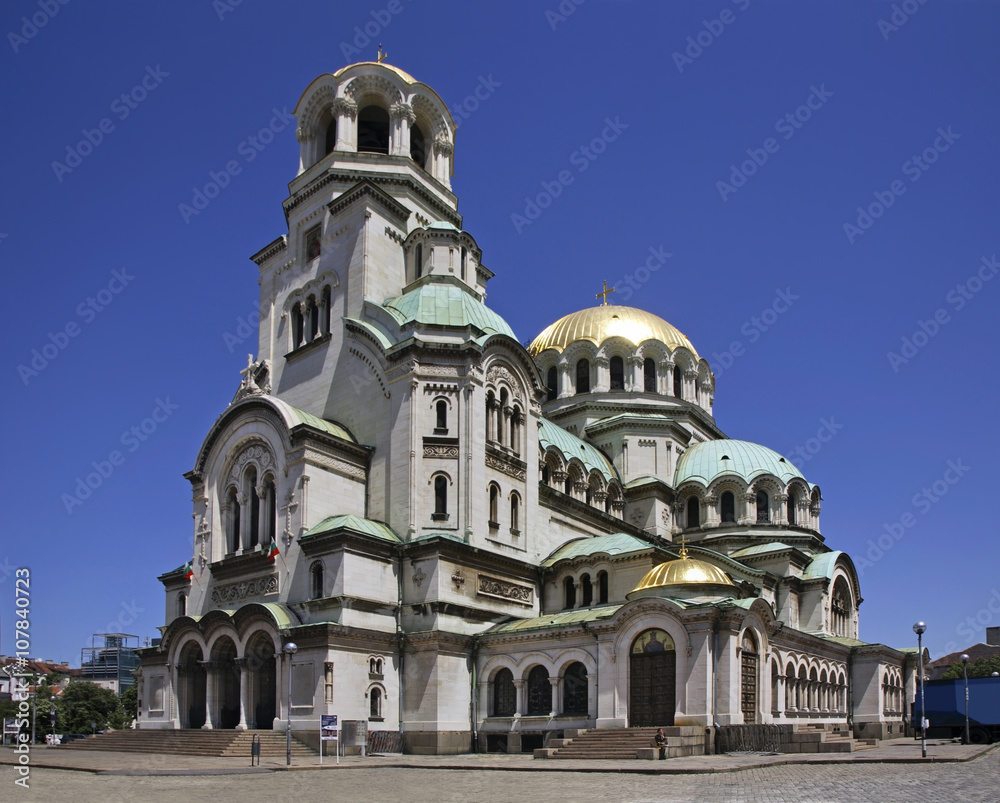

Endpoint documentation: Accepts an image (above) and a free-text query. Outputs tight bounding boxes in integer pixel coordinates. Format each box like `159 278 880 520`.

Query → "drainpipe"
581 623 599 724
847 647 855 735
470 636 479 753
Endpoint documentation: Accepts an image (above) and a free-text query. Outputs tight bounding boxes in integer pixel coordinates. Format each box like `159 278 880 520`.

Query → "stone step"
59 730 317 757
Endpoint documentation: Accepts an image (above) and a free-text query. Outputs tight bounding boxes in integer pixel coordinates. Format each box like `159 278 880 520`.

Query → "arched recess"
629 628 676 727
210 636 240 729
177 640 206 729
244 631 277 729
741 630 759 723
492 667 516 716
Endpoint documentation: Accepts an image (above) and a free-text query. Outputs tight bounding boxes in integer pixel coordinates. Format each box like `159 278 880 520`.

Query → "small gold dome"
631 556 734 593
527 305 699 359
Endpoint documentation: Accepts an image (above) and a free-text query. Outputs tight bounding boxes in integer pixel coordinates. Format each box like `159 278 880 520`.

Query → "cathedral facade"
137 62 915 754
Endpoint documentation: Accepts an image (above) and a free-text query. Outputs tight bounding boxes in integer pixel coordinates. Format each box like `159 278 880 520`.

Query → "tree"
109 684 137 730
57 681 121 734
940 654 1000 680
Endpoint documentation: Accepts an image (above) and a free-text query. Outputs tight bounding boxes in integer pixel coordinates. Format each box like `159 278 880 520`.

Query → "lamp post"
50 696 56 741
913 621 927 758
284 642 297 766
960 654 970 745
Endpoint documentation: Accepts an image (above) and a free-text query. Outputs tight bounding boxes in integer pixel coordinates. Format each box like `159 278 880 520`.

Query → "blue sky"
2 0 998 665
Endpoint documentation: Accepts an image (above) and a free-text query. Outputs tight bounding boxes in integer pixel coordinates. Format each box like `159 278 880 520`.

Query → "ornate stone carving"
229 442 274 485
451 570 465 588
424 444 459 459
477 575 533 605
485 453 526 481
210 574 278 605
330 97 357 120
412 565 426 588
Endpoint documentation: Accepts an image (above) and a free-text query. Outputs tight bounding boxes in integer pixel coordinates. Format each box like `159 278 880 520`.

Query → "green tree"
940 654 1000 680
56 681 121 734
109 684 137 730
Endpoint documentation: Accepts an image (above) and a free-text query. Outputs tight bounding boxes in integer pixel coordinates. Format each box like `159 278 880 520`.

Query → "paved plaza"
2 740 997 802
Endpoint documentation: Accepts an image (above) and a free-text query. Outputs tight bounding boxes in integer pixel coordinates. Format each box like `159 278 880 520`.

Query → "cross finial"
596 280 615 306
679 530 689 560
377 44 388 63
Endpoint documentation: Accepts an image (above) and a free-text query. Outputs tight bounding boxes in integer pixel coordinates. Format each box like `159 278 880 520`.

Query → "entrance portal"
211 638 240 729
629 629 676 727
245 632 276 729
178 642 206 729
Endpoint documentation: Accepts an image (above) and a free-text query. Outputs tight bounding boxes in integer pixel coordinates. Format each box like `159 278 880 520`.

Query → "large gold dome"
631 556 734 592
527 305 698 359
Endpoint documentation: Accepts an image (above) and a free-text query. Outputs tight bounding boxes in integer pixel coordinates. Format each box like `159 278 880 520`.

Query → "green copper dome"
675 440 804 486
383 277 516 340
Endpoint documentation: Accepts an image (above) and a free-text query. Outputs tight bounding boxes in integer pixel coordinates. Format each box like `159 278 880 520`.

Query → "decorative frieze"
210 574 278 605
477 574 533 606
485 450 527 481
424 444 459 459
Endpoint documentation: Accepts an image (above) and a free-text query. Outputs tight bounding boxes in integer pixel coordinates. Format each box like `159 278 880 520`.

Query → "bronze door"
629 651 676 727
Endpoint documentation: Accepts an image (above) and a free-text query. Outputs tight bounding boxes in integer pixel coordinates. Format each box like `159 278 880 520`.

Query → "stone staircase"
57 729 318 758
534 726 707 760
787 723 879 754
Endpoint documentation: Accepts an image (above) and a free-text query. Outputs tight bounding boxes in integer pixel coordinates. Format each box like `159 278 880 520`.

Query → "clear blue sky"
2 1 998 665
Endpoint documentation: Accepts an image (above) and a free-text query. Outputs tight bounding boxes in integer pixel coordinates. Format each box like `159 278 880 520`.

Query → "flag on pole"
183 562 194 580
267 539 280 561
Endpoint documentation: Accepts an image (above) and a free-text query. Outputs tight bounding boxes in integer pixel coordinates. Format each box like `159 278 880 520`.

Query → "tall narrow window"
721 491 736 523
644 358 656 393
247 468 260 548
493 669 516 716
563 662 588 715
526 666 551 715
511 406 521 454
485 392 494 442
433 476 448 519
673 365 683 398
460 247 467 281
435 400 448 431
358 105 390 154
576 359 590 394
686 496 700 528
410 122 426 167
489 484 499 526
546 367 557 401
510 493 520 533
597 571 609 604
787 492 797 525
498 389 508 446
581 574 593 607
305 228 321 261
415 243 423 279
610 356 624 390
369 687 382 718
756 490 770 523
292 304 304 348
310 562 323 600
227 487 240 552
309 298 319 341
177 593 187 618
324 118 337 155
263 476 276 546
564 577 576 609
322 286 331 334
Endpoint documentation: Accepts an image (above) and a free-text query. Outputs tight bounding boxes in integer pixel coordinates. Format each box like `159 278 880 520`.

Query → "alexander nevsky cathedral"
137 61 918 755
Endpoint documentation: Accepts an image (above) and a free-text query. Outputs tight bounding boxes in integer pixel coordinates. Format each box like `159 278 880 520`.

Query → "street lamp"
913 621 927 758
50 696 56 741
960 654 970 745
284 642 297 766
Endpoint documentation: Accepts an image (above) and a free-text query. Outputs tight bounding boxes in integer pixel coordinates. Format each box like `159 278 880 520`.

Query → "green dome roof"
383 278 516 340
675 440 804 486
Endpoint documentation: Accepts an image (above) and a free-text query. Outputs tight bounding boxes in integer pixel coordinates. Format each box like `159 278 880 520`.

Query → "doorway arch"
211 637 240 729
244 631 277 729
629 628 676 727
177 641 206 729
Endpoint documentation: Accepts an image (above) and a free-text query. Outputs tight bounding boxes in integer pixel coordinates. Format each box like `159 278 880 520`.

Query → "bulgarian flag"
267 539 280 562
183 562 194 580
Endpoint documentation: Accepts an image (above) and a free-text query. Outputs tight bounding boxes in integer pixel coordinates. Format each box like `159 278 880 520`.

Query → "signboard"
320 714 338 764
3 718 20 736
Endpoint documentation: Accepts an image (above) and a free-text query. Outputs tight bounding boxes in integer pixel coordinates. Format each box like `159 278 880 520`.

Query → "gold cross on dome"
596 280 615 306
377 45 388 63
679 531 689 560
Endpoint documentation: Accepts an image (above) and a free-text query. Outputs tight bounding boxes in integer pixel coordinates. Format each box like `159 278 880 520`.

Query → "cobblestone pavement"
14 749 1000 803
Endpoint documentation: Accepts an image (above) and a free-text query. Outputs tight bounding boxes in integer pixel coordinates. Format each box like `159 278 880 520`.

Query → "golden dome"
333 61 419 85
631 555 734 592
527 305 699 359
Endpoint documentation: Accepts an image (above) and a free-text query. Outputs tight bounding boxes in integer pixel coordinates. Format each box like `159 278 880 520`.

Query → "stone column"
389 102 414 156
331 98 357 151
432 138 453 187
235 658 248 730
659 359 673 396
594 356 609 393
513 680 525 716
558 363 572 399
235 493 247 551
548 677 559 717
200 660 214 729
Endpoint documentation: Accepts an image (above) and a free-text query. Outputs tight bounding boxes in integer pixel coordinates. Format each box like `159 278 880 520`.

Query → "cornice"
325 178 412 227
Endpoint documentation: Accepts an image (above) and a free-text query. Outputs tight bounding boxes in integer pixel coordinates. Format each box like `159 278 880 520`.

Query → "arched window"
177 592 187 618
610 356 624 390
498 389 508 445
563 576 576 609
292 303 304 348
310 562 324 600
564 474 573 495
433 475 448 520
576 359 590 394
563 662 588 715
510 492 520 533
247 468 260 548
410 122 426 167
686 496 700 528
581 574 593 607
227 486 240 553
460 247 467 281
756 490 770 523
324 117 337 155
415 242 423 279
435 400 448 431
485 392 494 442
597 571 609 604
322 286 331 334
673 365 682 399
787 492 797 525
369 687 383 719
541 464 550 485
831 577 851 637
357 105 389 154
644 358 656 393
510 405 521 454
488 484 499 526
721 491 736 523
546 366 557 401
493 668 515 716
526 666 551 715
309 296 319 341
263 476 276 546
